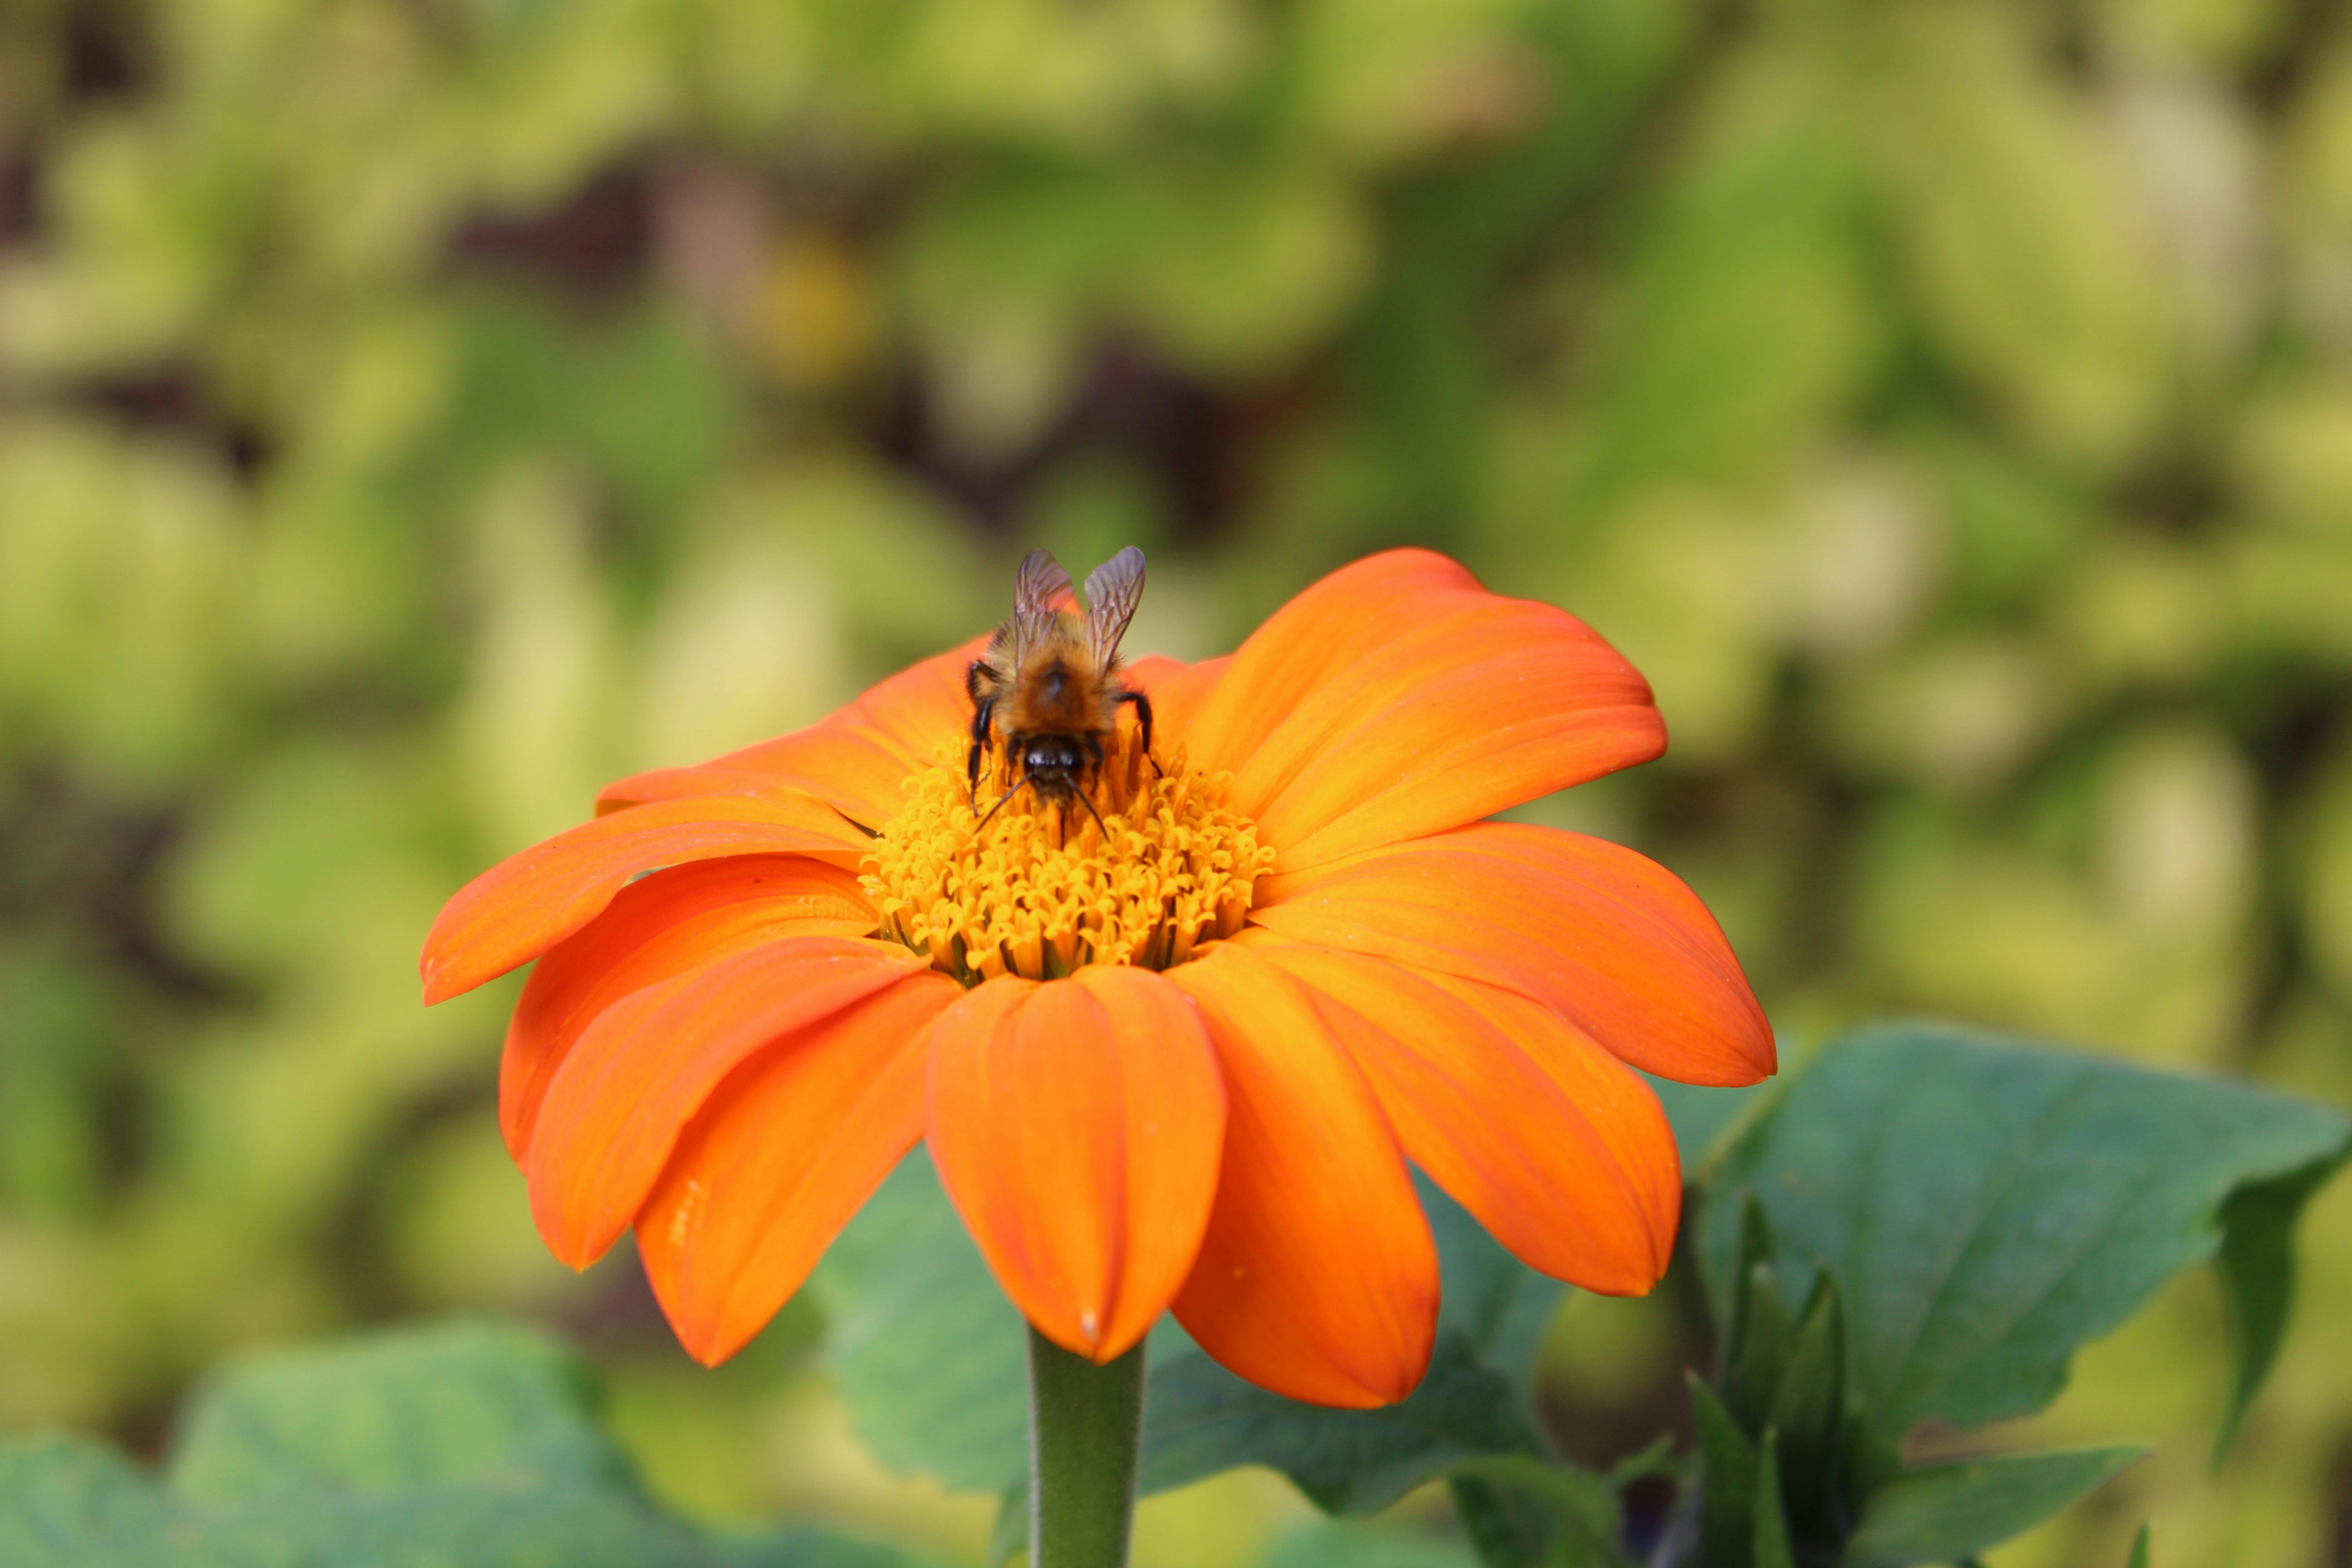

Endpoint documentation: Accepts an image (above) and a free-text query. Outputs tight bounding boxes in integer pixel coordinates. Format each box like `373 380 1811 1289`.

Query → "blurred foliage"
6 0 2352 1563
0 1320 940 1567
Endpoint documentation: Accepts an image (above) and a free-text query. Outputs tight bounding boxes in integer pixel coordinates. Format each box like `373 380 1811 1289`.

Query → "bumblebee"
965 547 1152 832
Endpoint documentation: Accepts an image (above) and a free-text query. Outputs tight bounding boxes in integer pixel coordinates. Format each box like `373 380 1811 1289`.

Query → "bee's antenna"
1067 788 1111 845
976 776 1031 831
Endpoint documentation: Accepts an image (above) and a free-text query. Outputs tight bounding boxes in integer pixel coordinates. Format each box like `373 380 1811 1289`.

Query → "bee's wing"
1009 548 1075 662
1081 546 1147 665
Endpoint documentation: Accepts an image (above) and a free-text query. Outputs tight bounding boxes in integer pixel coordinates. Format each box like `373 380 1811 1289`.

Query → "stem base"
1027 1328 1145 1568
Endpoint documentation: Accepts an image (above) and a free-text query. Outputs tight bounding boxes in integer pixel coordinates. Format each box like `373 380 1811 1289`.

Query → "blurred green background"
3 0 2351 1562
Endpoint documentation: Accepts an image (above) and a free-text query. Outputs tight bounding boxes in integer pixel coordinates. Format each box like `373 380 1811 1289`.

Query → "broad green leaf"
1256 1520 1482 1568
1840 1446 2147 1568
808 1153 1029 1493
986 1480 1027 1568
167 1320 620 1502
0 1439 176 1558
1699 1025 2352 1441
0 1323 930 1568
1646 1077 1770 1174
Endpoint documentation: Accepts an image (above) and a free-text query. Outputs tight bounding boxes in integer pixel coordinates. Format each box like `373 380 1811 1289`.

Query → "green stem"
1027 1326 1146 1568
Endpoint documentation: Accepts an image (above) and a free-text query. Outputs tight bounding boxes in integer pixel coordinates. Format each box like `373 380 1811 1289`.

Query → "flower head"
421 549 1774 1407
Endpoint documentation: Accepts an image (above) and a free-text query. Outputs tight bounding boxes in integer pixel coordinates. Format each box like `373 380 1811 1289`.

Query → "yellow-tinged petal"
1250 822 1774 1087
1258 944 1679 1293
1166 946 1437 1408
1186 550 1478 775
500 856 876 1160
1181 550 1661 872
1125 654 1230 754
637 971 958 1366
419 793 869 1004
524 936 926 1267
926 968 1225 1360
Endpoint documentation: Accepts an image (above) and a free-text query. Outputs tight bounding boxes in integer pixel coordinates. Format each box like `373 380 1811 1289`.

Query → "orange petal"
420 793 870 1004
1165 946 1437 1408
524 936 926 1267
1125 654 1230 755
1186 550 1478 775
1259 946 1679 1294
926 968 1225 1361
636 970 958 1366
500 856 877 1160
1249 822 1774 1087
593 731 910 826
598 636 989 825
1185 550 1661 872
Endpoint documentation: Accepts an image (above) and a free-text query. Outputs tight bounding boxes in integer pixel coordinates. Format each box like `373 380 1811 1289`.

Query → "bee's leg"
966 694 996 804
1118 689 1158 774
975 774 1031 831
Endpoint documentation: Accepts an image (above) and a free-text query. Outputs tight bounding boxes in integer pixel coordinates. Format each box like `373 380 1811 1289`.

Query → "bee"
965 546 1153 833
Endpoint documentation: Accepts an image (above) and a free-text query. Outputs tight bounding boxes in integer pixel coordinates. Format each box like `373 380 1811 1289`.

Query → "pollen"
861 729 1274 984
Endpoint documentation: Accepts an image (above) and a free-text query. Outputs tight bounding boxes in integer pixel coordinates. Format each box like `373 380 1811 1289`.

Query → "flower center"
861 726 1273 985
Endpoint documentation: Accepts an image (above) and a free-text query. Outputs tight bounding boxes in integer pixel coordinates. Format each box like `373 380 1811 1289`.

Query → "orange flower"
420 549 1773 1407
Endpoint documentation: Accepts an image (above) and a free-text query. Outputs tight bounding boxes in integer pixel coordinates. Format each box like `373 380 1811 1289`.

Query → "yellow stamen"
861 729 1273 985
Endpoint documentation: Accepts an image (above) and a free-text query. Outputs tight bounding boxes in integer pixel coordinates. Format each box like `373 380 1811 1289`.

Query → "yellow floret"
861 730 1273 984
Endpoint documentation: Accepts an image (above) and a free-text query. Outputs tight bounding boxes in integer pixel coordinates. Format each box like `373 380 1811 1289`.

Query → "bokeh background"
5 0 2352 1562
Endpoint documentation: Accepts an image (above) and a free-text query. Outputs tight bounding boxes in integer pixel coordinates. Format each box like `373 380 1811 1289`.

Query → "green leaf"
1840 1446 2148 1568
1764 1277 1847 1540
2127 1522 2152 1568
985 1479 1027 1568
0 1323 931 1568
1255 1520 1482 1568
0 1439 175 1558
1646 1076 1770 1174
167 1321 621 1502
1447 1454 1631 1568
1721 1203 1793 1434
1689 1378 1759 1568
1699 1024 2352 1442
2212 1158 2342 1460
1751 1433 1796 1568
1449 1473 1556 1568
809 1154 1030 1493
